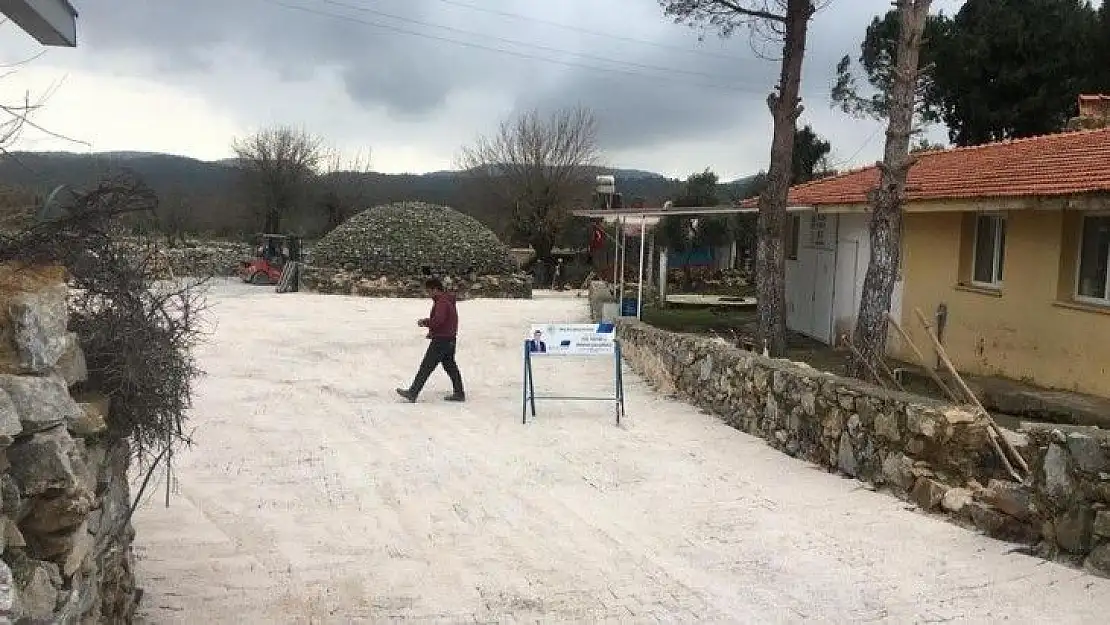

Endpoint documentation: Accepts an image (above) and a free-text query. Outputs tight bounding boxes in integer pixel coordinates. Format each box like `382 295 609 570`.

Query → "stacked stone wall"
616 319 1110 577
0 264 138 622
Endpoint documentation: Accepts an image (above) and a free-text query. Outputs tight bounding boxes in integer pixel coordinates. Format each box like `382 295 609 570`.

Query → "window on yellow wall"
1076 214 1110 304
972 213 1006 288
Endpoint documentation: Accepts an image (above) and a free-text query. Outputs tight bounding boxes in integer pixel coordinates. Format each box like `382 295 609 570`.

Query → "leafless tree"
662 0 818 357
232 126 325 233
156 188 189 246
317 148 373 231
457 106 600 274
849 0 933 376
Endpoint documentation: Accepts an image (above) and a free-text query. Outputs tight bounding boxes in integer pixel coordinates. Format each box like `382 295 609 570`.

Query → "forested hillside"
0 151 757 244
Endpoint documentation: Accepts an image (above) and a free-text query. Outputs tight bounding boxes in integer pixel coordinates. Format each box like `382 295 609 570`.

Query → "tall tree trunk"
849 0 932 376
756 0 813 357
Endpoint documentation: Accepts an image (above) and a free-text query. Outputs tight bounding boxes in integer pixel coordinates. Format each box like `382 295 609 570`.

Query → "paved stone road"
134 283 1110 623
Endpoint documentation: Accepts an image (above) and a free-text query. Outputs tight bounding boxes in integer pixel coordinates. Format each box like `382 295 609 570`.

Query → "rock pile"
312 202 517 276
615 319 1110 578
306 201 531 299
0 264 138 622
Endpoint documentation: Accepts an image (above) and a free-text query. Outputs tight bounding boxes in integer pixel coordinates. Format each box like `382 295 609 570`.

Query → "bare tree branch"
457 106 599 278
232 126 326 233
317 147 373 231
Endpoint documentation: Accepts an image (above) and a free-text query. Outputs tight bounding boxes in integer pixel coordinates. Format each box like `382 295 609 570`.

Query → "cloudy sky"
0 0 964 180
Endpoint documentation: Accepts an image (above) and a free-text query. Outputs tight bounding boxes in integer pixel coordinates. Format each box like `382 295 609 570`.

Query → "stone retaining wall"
616 319 1110 577
0 264 138 622
302 266 533 299
120 239 252 279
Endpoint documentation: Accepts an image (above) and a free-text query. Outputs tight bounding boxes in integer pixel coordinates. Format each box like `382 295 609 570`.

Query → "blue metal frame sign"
522 322 625 425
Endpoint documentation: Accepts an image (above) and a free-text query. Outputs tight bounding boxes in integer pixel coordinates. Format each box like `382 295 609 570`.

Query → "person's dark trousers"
407 338 464 397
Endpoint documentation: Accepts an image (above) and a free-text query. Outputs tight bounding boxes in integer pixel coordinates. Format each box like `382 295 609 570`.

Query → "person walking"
396 277 466 403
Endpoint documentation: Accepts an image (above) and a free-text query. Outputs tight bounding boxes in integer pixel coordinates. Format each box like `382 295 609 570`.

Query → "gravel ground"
133 281 1110 624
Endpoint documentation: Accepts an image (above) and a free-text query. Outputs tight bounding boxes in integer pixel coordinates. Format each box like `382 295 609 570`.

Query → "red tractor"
239 234 302 285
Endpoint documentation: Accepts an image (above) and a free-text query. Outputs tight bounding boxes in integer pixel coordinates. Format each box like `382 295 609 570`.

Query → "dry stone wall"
0 264 138 623
119 238 252 280
615 319 1110 577
303 267 533 300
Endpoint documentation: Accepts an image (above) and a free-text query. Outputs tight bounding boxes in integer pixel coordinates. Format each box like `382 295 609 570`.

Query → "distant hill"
0 151 758 240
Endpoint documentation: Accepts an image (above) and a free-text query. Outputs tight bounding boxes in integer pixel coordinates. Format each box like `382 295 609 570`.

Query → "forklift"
239 234 303 286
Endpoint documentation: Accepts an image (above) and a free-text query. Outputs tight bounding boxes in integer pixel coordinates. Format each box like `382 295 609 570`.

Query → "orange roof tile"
742 127 1110 208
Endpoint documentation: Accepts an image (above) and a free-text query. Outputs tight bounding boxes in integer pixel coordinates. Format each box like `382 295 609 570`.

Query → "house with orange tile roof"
749 111 1110 397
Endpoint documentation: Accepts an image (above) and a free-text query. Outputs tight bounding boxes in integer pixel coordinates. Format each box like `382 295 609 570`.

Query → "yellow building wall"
895 210 1110 398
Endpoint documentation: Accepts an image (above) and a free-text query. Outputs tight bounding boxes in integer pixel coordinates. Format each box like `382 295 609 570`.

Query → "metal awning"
0 0 78 46
571 205 815 219
579 204 815 321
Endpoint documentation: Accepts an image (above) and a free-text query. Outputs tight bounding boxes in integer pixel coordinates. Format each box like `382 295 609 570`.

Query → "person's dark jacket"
424 291 458 339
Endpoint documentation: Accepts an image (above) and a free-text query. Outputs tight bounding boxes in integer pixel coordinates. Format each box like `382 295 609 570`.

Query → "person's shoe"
395 388 417 403
444 392 466 402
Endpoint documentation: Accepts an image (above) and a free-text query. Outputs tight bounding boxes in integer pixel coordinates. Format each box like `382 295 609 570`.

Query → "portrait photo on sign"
526 323 614 356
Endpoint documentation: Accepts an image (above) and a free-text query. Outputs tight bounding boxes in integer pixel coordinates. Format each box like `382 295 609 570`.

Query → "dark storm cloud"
75 0 900 145
514 1 900 152
78 0 542 116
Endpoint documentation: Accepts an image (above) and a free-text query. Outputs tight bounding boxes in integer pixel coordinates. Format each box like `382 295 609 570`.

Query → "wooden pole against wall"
887 312 958 402
912 308 1031 482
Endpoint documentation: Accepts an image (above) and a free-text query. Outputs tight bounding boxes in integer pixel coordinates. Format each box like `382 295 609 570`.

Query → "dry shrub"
0 174 208 461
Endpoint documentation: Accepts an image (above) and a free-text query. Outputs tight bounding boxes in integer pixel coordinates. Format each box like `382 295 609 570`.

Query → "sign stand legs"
522 344 537 424
614 340 626 426
521 336 624 427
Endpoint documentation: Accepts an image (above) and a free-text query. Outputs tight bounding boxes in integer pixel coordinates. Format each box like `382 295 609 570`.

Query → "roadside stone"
1086 543 1110 577
906 406 938 439
800 391 816 416
1056 505 1096 553
68 400 108 438
1043 443 1076 504
941 487 973 514
837 392 855 411
912 477 948 510
967 501 1038 543
55 334 88 387
7 426 82 497
26 520 89 562
846 414 861 436
977 479 1035 521
62 524 95 577
1 475 21 519
22 487 95 534
1094 511 1110 538
906 437 925 455
0 560 12 615
881 453 916 490
0 374 83 434
4 518 26 548
942 408 976 425
0 389 22 446
874 410 900 442
8 556 60 622
838 434 858 477
8 284 68 373
1067 433 1108 473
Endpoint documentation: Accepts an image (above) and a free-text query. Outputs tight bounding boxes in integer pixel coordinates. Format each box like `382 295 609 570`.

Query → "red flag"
588 221 604 251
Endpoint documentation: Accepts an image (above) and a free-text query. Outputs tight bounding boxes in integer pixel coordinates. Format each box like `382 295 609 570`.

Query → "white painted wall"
830 213 905 351
785 211 905 349
786 212 837 344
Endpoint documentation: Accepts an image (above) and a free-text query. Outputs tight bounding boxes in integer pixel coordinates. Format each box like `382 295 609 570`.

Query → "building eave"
0 0 78 47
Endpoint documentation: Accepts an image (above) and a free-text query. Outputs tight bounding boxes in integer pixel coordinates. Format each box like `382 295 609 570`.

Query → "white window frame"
971 212 1006 289
787 214 801 260
1074 211 1110 306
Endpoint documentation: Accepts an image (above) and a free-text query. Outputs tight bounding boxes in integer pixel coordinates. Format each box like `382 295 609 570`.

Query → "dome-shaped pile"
311 201 516 276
